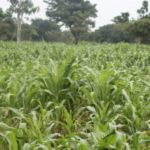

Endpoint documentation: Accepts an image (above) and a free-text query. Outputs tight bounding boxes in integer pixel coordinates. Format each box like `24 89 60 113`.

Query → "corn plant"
0 41 150 149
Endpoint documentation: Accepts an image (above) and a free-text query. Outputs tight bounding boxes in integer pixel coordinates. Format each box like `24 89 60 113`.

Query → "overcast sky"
1 0 148 29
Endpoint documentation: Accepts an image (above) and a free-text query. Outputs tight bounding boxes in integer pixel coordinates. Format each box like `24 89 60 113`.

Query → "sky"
1 0 148 29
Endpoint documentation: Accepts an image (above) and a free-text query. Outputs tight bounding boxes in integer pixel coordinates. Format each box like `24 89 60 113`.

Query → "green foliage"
44 0 97 44
8 0 39 16
0 8 16 41
31 18 61 42
137 0 150 19
80 32 96 42
125 19 150 44
94 24 125 43
1 42 150 149
61 30 74 44
21 23 38 41
8 0 39 44
81 24 134 44
112 12 130 24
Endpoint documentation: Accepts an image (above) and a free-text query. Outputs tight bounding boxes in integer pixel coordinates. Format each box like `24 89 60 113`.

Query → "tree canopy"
112 12 130 24
44 0 97 44
137 0 150 19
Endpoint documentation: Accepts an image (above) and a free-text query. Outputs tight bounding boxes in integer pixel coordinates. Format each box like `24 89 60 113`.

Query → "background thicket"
1 0 150 44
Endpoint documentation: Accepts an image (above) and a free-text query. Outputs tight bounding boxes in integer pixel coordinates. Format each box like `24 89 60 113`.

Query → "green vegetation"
1 0 150 149
8 0 39 44
31 19 61 42
112 12 130 24
1 0 150 45
44 0 97 45
0 8 16 41
0 42 150 149
137 0 150 19
125 19 150 44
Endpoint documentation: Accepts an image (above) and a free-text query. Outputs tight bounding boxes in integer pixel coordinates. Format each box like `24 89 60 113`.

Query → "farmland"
0 42 150 149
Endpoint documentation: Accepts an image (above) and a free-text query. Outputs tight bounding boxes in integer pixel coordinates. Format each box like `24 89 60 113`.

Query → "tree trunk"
138 37 141 44
42 36 45 43
17 0 22 45
70 28 80 45
17 13 21 45
75 37 79 45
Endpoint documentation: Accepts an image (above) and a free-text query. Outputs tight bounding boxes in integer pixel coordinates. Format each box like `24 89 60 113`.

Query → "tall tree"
44 0 97 45
137 0 150 19
8 0 39 44
112 12 130 24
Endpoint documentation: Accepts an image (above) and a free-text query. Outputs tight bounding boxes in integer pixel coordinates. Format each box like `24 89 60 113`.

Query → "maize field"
0 42 150 149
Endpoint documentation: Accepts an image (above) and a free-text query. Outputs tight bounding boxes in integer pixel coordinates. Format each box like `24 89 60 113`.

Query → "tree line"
84 0 150 44
0 0 150 45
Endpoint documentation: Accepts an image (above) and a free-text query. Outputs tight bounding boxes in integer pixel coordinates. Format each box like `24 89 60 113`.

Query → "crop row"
0 42 150 149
